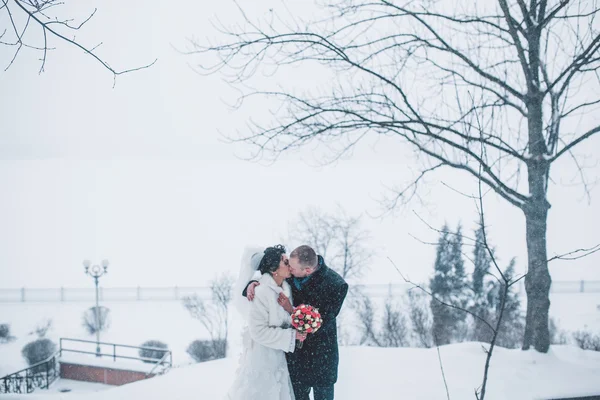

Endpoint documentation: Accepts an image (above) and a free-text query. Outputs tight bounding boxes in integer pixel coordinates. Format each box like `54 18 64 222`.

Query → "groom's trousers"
293 384 334 400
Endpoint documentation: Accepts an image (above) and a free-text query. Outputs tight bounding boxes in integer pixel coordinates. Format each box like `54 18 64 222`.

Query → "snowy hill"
2 343 600 400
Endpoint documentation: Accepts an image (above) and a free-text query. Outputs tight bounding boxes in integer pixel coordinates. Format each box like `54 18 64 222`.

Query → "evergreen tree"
472 224 491 296
430 223 468 345
447 225 469 340
470 224 495 343
448 225 468 304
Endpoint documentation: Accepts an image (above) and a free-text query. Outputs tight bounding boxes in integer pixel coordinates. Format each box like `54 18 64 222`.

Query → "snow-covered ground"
1 343 600 400
0 300 227 377
1 292 599 399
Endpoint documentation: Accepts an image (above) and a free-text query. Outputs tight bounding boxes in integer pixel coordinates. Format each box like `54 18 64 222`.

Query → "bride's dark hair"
258 245 286 275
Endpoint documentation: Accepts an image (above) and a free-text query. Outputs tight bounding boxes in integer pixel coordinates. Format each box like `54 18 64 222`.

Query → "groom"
244 245 349 400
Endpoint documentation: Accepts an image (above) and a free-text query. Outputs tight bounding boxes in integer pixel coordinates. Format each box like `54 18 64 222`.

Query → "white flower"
312 322 317 328
304 324 310 329
295 310 302 316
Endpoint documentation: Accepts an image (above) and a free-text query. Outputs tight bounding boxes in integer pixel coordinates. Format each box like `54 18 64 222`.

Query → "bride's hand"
247 282 260 301
296 332 307 342
278 293 294 313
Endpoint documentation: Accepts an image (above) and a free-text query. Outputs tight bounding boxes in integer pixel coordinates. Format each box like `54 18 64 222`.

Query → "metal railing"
59 338 173 375
0 281 599 303
0 338 172 394
0 351 60 394
0 286 211 303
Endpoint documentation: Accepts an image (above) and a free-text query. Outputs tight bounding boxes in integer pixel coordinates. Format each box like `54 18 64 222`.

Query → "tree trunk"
522 175 552 352
522 18 552 348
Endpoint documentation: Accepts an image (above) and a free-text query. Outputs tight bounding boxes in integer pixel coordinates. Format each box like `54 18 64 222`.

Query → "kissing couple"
226 244 348 400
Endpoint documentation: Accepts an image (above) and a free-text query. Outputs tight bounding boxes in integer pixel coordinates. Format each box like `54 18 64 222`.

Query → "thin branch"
551 125 600 161
548 244 600 262
433 333 451 400
4 0 157 82
388 257 497 334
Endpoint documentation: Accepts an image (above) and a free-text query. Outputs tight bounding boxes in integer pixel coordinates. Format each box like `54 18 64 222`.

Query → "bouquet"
291 304 322 349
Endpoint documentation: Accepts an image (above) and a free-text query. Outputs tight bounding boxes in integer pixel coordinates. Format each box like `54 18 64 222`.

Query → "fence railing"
0 339 173 394
0 286 212 303
0 351 60 394
0 281 598 303
59 338 173 376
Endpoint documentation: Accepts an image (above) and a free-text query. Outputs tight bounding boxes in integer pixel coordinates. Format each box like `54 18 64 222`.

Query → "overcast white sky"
0 0 598 289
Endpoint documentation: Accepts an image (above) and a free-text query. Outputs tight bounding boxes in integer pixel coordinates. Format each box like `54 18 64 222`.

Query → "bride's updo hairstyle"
258 244 286 275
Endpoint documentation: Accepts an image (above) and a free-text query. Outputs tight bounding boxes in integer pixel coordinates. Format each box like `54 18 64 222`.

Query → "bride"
227 245 306 400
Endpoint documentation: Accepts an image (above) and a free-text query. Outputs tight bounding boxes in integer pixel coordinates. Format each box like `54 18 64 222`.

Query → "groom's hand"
277 293 294 313
247 281 260 301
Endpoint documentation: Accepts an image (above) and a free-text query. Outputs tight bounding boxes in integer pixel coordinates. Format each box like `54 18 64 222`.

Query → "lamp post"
83 259 109 357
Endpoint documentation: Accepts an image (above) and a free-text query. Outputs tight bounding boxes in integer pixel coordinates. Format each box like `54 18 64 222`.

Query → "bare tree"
353 292 381 346
183 273 234 358
291 206 373 280
351 285 410 347
291 207 337 261
1 0 156 82
407 289 434 348
193 0 600 353
379 289 410 347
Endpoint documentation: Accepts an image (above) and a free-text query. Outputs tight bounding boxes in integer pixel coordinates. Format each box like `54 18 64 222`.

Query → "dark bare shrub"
22 338 57 372
139 340 169 363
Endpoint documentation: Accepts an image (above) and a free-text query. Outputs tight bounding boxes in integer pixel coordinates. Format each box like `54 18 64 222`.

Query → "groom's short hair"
290 245 318 269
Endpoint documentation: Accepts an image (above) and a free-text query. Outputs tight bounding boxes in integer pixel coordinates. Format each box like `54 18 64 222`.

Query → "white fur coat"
226 272 296 400
248 273 296 353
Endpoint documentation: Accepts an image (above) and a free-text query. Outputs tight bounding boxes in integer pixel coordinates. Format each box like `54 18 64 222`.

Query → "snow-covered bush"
21 338 57 371
549 318 569 345
187 339 226 362
139 340 169 363
573 330 600 352
32 319 53 338
0 323 16 343
407 290 434 348
82 306 111 335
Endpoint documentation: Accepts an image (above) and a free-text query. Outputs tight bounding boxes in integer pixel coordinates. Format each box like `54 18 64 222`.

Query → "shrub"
82 306 111 335
407 290 433 348
186 339 227 363
0 323 16 343
139 340 169 363
549 318 569 345
21 339 57 372
33 319 53 338
379 295 410 347
573 330 600 352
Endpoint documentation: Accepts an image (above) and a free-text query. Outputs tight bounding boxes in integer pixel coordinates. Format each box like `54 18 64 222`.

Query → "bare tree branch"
548 244 600 262
196 0 600 354
2 0 156 83
551 125 600 161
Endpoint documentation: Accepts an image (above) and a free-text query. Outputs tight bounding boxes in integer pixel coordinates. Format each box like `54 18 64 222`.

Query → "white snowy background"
1 0 600 399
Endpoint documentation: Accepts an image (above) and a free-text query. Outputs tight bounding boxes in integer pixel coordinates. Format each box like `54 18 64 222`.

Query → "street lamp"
83 259 109 357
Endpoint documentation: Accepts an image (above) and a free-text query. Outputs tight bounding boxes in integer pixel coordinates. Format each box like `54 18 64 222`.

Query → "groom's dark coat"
244 255 349 387
286 256 348 387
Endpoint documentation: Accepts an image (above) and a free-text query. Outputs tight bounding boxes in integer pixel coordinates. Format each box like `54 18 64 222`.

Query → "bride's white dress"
226 249 296 400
